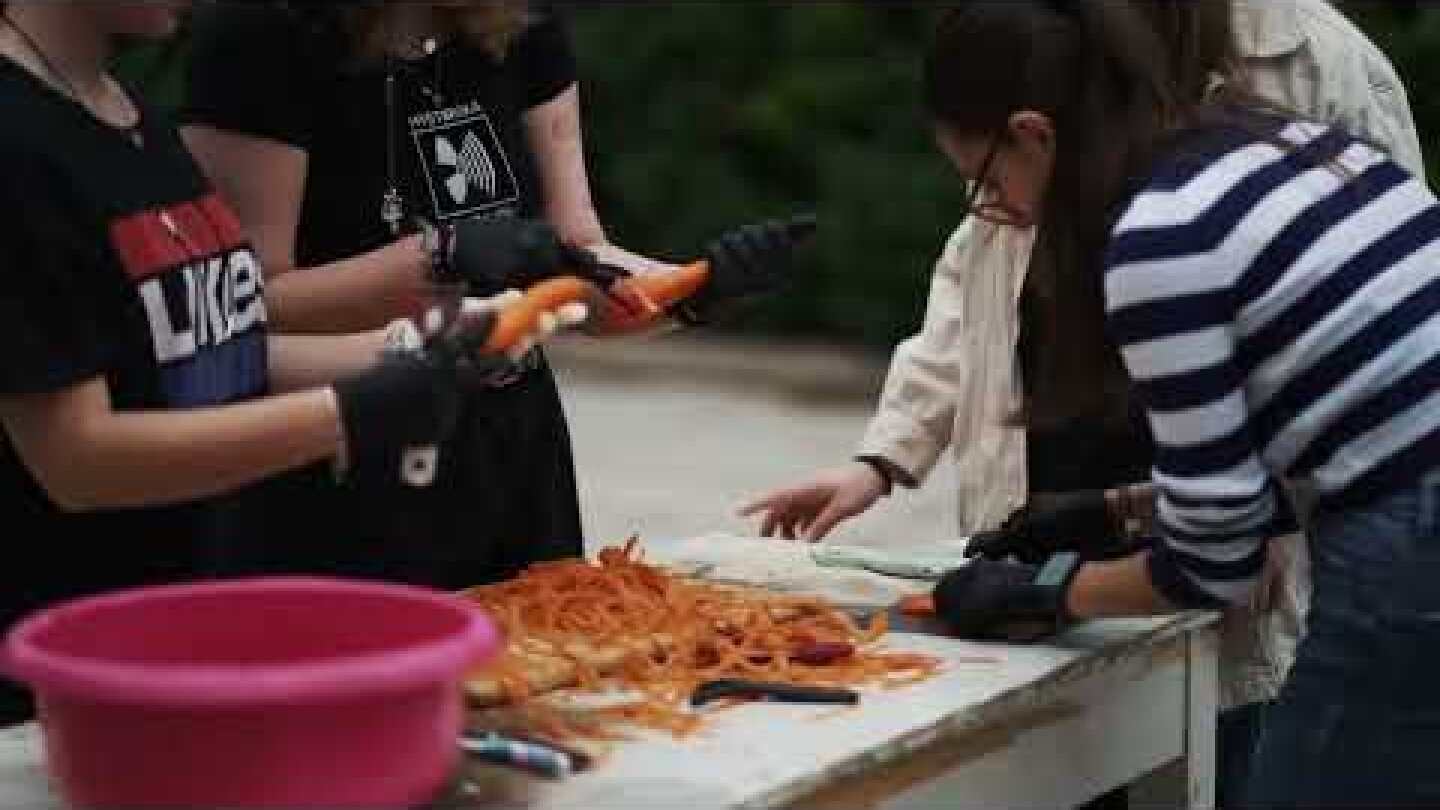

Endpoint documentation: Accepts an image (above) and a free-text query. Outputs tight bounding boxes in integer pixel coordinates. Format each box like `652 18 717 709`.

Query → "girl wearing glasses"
919 1 1440 803
743 2 1422 803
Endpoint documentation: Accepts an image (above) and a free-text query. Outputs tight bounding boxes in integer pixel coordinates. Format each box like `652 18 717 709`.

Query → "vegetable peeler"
690 678 860 708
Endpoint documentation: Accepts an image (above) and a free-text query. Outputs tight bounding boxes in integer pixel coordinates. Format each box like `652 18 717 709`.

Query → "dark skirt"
218 354 583 589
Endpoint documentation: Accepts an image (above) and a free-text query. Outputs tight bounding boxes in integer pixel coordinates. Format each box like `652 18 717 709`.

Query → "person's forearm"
266 235 431 334
1065 552 1174 618
524 84 608 247
40 391 342 511
268 330 388 392
1103 481 1158 535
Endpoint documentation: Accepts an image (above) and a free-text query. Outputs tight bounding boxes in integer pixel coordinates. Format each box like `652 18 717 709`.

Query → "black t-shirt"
182 4 578 271
0 62 268 717
178 5 586 588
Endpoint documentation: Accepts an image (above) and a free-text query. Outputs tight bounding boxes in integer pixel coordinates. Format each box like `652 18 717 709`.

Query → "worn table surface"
0 612 1215 810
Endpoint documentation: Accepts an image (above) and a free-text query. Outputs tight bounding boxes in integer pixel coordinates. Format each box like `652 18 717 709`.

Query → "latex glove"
679 213 816 323
964 489 1115 565
738 461 887 542
932 553 1083 642
445 216 627 294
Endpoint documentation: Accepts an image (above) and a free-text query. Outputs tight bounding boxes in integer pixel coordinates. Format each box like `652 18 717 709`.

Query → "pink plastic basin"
2 577 499 808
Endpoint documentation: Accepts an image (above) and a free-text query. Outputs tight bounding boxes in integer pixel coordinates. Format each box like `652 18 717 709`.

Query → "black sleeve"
180 4 320 149
512 8 579 109
0 162 113 395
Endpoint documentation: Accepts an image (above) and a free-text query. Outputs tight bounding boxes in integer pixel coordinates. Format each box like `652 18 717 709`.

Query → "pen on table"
460 730 573 779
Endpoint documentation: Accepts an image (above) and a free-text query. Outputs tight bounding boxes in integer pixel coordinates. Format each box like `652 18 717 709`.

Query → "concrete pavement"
546 332 962 552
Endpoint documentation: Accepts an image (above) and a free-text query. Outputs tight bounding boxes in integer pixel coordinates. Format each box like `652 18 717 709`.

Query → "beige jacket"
856 0 1424 709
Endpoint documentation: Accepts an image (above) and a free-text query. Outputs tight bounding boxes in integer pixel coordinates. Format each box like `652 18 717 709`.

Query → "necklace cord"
0 10 141 145
381 36 445 236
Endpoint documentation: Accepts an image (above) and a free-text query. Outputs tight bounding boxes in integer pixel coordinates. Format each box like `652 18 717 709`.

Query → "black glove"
964 489 1117 565
932 553 1083 642
679 212 817 323
332 313 506 478
444 216 627 294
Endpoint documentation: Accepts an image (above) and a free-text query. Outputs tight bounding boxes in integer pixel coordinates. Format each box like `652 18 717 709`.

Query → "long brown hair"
1130 0 1246 103
924 0 1245 428
328 1 532 62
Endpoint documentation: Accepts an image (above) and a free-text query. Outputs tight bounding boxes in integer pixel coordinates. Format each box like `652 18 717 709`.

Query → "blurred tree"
1342 0 1440 182
569 3 965 346
570 1 1440 346
116 2 1437 348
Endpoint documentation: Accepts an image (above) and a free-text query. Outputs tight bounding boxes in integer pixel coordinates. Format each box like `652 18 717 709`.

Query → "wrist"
396 232 431 277
858 454 916 488
854 455 897 496
553 216 607 250
387 234 434 318
1035 552 1084 622
1106 485 1146 541
1048 488 1118 541
1104 487 1125 536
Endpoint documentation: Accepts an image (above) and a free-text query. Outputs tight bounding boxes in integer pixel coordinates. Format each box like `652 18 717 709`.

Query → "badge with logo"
410 102 520 222
110 194 269 407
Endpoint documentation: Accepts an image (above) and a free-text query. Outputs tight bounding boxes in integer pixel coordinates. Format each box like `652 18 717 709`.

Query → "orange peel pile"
462 538 941 739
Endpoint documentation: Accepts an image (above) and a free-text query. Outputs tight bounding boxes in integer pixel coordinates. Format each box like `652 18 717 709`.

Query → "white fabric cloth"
855 0 1424 710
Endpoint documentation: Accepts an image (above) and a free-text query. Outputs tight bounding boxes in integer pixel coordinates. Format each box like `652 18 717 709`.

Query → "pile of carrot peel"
463 538 942 740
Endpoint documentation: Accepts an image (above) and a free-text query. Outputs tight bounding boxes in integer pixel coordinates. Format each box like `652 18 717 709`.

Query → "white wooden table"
0 613 1219 810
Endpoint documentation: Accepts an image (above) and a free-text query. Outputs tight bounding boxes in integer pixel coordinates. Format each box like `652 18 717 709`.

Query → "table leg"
1184 627 1219 810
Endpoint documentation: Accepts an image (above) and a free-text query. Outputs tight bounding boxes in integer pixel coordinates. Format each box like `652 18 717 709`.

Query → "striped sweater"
1105 117 1440 608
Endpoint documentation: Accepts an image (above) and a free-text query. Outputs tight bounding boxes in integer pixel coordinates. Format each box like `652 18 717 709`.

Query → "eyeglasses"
961 134 1025 228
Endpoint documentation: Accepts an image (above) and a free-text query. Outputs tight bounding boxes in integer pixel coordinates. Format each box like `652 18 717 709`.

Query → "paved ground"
547 333 960 552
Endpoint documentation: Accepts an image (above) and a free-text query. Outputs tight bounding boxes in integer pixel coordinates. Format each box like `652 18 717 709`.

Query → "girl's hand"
738 461 888 542
581 242 682 277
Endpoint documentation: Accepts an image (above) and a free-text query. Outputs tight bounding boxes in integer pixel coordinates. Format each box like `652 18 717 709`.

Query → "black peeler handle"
690 678 860 708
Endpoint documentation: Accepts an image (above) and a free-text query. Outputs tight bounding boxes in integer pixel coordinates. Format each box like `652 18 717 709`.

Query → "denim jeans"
1247 470 1440 807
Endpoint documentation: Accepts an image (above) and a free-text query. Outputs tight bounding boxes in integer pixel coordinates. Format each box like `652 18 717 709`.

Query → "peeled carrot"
483 276 596 353
482 259 711 349
626 259 710 305
590 260 711 335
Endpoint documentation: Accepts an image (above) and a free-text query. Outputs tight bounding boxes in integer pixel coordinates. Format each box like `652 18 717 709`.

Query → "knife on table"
690 679 860 708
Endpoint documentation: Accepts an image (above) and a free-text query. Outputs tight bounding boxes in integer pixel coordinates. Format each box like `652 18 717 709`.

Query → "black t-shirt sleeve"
0 162 112 395
512 9 578 109
180 5 319 149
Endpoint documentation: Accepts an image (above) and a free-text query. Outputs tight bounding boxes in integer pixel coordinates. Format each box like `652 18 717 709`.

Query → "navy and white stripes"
1105 119 1440 608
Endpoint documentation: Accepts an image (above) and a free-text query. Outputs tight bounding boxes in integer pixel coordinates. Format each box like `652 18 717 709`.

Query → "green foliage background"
117 2 1438 349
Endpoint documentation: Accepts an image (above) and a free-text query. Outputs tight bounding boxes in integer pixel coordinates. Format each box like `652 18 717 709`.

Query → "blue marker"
460 731 573 779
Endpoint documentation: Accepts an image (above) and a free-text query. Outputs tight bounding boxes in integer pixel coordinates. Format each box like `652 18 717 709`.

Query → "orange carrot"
591 260 711 335
897 593 935 617
483 276 596 353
